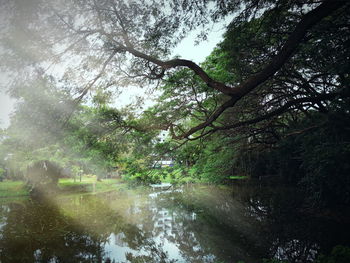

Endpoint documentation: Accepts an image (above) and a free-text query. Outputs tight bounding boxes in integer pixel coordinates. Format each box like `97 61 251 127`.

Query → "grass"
229 175 248 180
59 176 127 194
0 180 28 198
0 176 127 198
58 176 96 192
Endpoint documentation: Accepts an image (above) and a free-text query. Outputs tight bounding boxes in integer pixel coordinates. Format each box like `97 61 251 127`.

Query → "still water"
0 184 349 263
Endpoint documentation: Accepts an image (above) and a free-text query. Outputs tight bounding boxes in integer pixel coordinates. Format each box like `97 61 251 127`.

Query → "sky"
0 71 15 128
0 20 227 129
0 92 15 128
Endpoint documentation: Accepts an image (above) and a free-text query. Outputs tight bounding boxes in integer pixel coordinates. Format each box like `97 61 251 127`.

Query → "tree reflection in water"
0 185 349 263
0 198 106 262
232 184 350 263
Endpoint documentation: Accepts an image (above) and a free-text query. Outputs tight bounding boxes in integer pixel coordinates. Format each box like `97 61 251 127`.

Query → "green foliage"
244 109 350 208
0 78 130 182
316 246 350 263
121 165 202 186
179 137 239 183
229 176 248 180
299 115 350 207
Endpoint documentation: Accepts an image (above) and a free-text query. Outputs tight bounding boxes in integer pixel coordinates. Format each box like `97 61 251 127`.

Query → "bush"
26 160 62 194
317 246 350 263
0 167 5 181
246 111 350 208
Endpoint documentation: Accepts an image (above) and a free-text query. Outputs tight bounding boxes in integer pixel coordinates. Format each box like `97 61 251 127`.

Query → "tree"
26 160 62 194
0 74 132 179
1 0 349 141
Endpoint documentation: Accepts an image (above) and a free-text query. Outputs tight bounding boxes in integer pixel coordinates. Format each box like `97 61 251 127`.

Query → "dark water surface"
0 184 349 263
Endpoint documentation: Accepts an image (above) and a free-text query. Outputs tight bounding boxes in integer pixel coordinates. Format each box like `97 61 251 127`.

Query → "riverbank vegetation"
0 176 127 199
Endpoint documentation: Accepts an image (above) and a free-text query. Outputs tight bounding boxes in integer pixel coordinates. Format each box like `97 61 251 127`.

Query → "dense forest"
0 0 349 262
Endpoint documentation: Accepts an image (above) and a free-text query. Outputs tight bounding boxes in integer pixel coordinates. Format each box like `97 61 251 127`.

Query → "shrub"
316 246 350 263
26 160 62 195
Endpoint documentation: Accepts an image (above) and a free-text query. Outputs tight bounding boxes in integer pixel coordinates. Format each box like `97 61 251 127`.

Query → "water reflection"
0 199 106 262
0 184 349 263
231 184 350 263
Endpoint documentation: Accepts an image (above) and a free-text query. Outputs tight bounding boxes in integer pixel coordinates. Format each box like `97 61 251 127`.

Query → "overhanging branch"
211 92 349 132
164 0 346 139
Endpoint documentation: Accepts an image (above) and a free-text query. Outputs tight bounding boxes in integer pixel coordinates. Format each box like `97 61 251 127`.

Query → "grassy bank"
0 180 28 198
58 177 127 194
0 176 127 198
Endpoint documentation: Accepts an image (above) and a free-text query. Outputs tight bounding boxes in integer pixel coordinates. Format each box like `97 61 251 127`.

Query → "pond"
0 184 349 263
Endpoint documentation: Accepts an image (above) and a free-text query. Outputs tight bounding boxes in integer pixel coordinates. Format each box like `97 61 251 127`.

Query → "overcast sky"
0 22 227 128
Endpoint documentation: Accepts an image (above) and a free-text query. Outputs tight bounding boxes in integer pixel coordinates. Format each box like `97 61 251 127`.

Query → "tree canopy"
1 0 349 141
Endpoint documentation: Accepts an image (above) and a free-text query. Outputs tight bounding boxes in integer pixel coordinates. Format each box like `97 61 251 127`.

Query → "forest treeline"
0 0 349 210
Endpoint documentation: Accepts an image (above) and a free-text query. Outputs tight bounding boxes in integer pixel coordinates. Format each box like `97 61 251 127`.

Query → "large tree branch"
210 91 349 132
118 1 345 98
169 97 236 139
177 91 348 141
230 0 346 98
117 45 235 94
164 0 346 139
71 0 346 139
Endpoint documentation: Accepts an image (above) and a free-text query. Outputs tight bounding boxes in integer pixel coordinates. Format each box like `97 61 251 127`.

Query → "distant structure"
153 160 174 168
160 160 174 167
